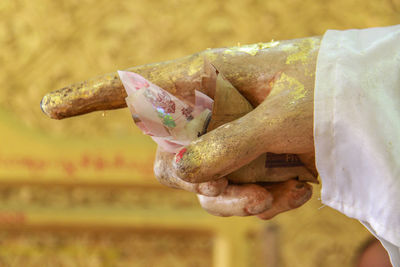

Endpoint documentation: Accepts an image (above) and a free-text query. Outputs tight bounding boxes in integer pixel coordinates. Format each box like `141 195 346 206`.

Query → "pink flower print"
181 106 194 121
154 91 176 113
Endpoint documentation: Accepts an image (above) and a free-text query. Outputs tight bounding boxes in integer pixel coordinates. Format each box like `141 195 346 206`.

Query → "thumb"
173 107 271 183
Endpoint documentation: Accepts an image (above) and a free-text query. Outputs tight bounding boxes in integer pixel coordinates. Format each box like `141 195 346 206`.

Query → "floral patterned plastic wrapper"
118 71 213 153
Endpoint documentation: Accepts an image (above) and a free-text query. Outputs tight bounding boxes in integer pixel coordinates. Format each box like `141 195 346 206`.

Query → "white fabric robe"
315 25 400 266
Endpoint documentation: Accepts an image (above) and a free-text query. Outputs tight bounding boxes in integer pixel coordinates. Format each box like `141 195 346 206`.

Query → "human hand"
41 36 320 218
155 147 313 218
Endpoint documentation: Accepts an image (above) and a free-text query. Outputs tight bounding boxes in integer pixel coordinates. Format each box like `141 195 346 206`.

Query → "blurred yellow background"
1 0 399 266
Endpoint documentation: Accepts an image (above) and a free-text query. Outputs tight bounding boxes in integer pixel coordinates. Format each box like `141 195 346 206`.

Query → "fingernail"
197 183 218 197
296 182 305 189
197 179 228 197
173 148 202 183
290 184 313 207
246 202 269 215
175 148 187 163
245 195 273 215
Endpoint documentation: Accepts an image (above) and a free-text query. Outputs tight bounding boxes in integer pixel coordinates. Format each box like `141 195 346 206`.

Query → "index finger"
39 47 246 119
40 38 319 119
40 72 126 120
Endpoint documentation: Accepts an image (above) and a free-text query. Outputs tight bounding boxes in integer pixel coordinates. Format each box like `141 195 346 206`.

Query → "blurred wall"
1 0 399 266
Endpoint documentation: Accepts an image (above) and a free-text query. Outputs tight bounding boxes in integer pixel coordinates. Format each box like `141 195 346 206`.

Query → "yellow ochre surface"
1 0 399 266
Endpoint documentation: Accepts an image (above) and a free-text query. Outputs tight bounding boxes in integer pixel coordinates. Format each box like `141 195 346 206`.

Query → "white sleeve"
314 25 400 266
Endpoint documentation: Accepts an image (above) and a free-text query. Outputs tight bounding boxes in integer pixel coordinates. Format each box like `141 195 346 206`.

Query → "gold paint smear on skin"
188 56 206 76
41 79 102 117
187 52 218 76
285 38 318 65
40 94 61 117
223 41 280 56
273 73 306 100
